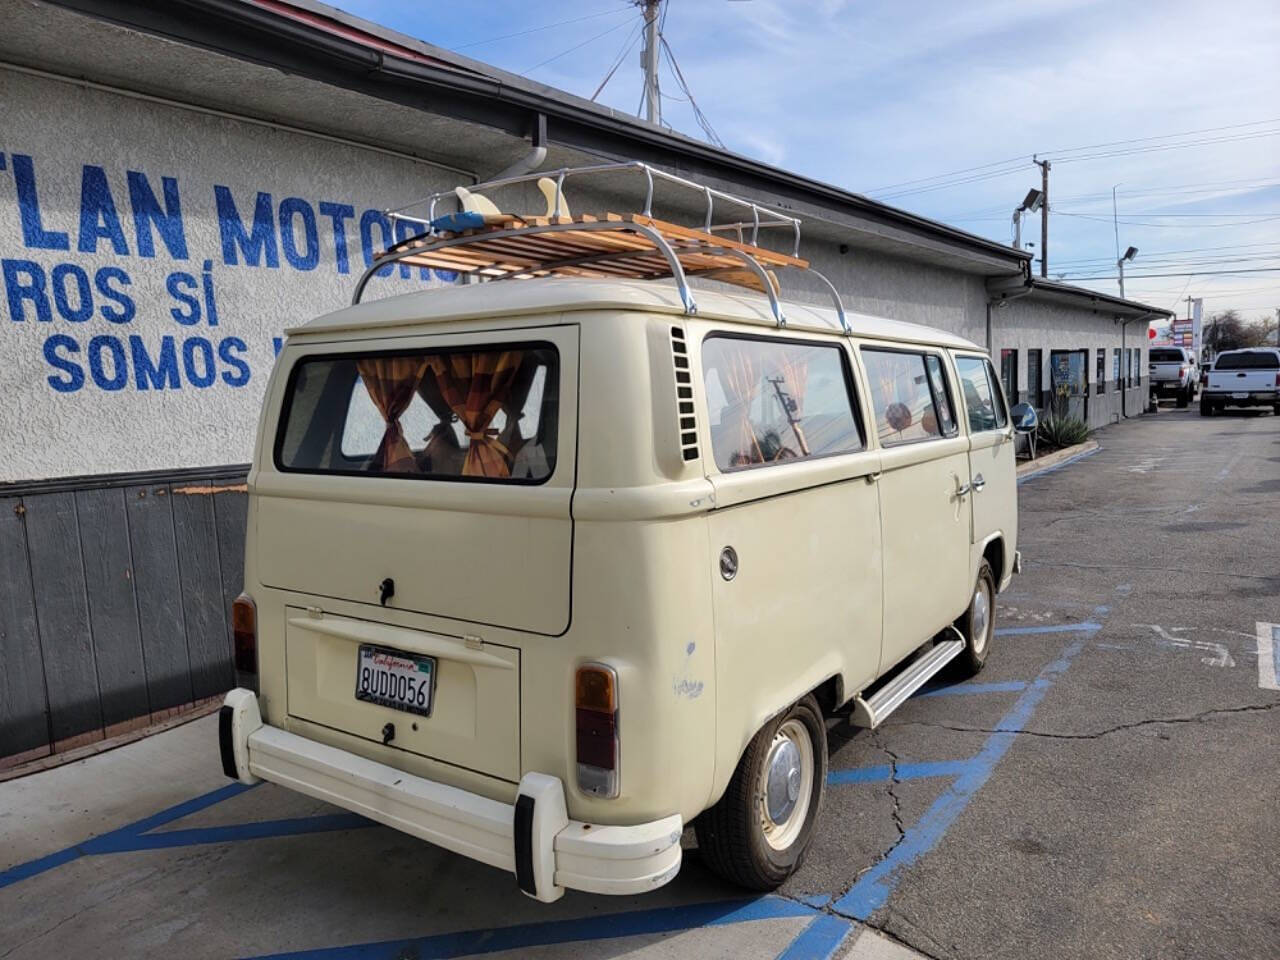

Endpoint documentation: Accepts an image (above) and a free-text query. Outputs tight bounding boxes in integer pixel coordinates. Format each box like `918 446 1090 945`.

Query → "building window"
1113 348 1122 389
1027 349 1042 409
1096 348 1106 394
999 349 1019 404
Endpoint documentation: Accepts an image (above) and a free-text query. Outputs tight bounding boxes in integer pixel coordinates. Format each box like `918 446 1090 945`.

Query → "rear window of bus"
275 344 559 483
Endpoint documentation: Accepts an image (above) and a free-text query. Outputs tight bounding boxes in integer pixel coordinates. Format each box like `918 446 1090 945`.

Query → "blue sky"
337 0 1279 326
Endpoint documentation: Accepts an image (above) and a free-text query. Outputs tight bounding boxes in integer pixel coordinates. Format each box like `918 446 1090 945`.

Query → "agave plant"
1037 414 1090 450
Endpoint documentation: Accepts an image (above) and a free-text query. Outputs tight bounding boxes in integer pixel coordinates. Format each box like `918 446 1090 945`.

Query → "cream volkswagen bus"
219 169 1020 901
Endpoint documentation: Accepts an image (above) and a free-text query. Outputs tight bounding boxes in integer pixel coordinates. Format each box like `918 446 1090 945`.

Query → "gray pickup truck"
1148 346 1198 408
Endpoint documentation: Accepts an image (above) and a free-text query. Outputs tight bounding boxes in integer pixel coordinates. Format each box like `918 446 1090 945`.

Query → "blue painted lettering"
215 186 279 267
12 155 69 251
43 334 83 392
51 264 93 323
77 165 130 256
167 271 200 324
279 197 319 271
218 337 251 387
94 267 135 324
202 260 219 326
359 209 395 278
183 336 216 387
127 171 188 260
131 335 181 390
319 202 355 274
3 259 52 322
87 335 128 391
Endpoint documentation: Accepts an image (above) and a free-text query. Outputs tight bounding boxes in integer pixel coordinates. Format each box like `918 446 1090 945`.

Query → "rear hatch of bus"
253 324 577 781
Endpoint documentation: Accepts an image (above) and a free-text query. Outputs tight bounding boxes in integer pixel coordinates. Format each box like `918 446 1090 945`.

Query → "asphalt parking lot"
2 408 1278 960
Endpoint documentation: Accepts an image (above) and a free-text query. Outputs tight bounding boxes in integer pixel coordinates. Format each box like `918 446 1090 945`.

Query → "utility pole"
1034 157 1050 277
639 0 661 125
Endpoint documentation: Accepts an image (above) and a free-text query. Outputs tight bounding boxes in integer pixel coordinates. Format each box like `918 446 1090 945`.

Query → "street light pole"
1117 246 1138 300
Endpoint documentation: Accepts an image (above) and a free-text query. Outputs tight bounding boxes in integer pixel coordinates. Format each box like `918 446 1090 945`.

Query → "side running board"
850 627 966 729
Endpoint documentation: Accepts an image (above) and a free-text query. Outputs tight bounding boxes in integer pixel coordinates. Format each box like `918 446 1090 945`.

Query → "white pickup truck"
1201 347 1280 416
1148 346 1198 407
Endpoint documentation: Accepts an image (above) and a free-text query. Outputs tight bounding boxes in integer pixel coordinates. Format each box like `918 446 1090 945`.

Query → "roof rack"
354 161 848 332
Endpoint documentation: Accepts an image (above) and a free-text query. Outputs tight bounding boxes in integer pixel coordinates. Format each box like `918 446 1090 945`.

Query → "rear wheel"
952 560 995 677
1176 387 1189 409
1200 399 1215 417
695 695 827 890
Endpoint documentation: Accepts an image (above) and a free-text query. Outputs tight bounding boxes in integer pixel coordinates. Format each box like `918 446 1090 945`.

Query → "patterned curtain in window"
426 350 525 477
356 356 429 473
718 343 764 465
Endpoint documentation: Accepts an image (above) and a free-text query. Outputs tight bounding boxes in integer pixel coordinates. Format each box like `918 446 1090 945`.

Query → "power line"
1038 117 1280 160
1056 211 1280 229
523 16 634 75
866 117 1280 199
659 35 725 148
453 7 631 51
590 19 644 100
1061 267 1280 281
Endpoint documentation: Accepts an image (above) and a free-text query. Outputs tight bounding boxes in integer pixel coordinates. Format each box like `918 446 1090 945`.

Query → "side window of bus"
861 348 957 446
955 356 1008 433
700 335 864 471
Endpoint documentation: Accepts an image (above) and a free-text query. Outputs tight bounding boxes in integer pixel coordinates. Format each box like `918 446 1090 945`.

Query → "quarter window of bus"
862 349 954 446
276 344 559 483
955 356 1008 432
700 336 863 470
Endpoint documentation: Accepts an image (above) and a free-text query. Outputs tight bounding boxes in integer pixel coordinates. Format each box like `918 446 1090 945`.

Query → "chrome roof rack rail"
353 161 848 331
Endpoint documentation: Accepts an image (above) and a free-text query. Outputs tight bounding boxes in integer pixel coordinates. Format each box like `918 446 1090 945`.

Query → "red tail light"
575 663 619 798
1275 372 1280 388
1179 365 1188 378
232 593 257 679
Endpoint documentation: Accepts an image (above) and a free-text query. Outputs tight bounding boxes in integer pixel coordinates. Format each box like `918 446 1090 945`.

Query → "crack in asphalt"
884 701 1279 741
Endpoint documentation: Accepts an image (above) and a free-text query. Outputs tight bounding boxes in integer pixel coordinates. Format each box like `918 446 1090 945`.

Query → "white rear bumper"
219 689 682 901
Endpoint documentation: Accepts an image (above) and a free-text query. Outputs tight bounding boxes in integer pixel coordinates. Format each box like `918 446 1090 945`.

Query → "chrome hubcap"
972 585 991 654
765 739 802 824
759 718 814 851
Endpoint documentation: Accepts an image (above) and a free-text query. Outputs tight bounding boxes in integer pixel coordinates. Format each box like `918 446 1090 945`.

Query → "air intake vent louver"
670 326 699 462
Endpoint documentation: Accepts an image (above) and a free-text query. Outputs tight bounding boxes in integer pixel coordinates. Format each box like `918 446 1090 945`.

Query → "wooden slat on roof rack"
386 213 807 294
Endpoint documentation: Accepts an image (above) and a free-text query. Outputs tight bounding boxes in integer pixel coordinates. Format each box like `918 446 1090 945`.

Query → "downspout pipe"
488 112 548 181
1117 311 1160 419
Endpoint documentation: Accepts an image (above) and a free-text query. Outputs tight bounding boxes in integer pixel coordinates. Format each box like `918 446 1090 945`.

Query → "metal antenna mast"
638 0 661 124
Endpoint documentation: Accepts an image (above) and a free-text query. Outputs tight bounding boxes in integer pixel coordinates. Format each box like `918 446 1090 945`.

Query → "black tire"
952 560 996 678
1273 404 1280 417
1176 388 1189 409
695 695 827 890
1200 399 1214 417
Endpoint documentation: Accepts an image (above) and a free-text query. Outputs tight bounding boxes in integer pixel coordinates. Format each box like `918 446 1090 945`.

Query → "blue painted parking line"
996 621 1101 636
917 679 1029 698
774 913 854 960
246 895 818 960
831 632 1091 920
0 781 254 890
0 781 377 889
828 758 975 787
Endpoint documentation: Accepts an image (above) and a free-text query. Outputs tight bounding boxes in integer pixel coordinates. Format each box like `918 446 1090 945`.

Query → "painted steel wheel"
695 694 827 890
953 559 996 677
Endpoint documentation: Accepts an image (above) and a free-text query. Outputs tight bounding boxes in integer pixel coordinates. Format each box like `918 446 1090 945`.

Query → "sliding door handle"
973 474 986 492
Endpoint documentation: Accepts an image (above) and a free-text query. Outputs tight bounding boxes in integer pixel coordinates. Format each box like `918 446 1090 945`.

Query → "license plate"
355 644 435 717
1231 392 1249 399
